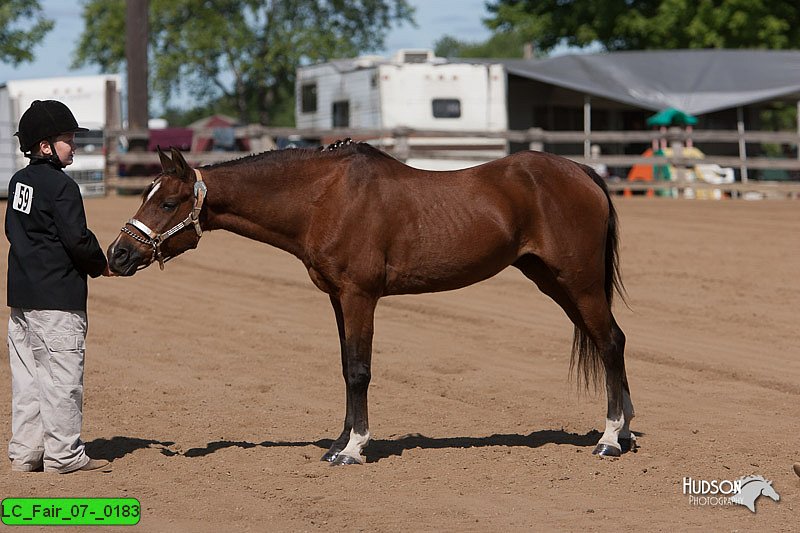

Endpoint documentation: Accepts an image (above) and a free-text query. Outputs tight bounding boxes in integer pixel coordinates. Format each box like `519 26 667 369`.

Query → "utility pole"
126 0 148 132
125 0 149 186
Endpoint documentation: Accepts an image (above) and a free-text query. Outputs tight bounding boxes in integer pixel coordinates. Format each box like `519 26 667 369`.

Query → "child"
6 99 112 473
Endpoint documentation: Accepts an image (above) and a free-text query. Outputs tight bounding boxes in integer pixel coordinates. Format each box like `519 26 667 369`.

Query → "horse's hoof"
320 451 339 463
619 437 637 453
330 454 362 466
592 443 622 457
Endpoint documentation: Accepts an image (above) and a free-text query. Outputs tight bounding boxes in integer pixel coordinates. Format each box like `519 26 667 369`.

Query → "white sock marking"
339 429 370 463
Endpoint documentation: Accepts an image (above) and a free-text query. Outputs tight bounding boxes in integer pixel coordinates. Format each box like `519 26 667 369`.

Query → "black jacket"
6 159 107 311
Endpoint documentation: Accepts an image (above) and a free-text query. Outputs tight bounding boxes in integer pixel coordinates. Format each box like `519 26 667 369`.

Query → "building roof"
188 114 239 129
500 49 800 115
307 49 800 116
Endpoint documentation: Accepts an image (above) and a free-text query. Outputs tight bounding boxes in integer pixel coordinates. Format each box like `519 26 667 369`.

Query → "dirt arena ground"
0 193 797 531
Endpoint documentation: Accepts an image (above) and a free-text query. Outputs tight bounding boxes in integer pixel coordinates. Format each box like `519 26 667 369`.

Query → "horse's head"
107 147 208 276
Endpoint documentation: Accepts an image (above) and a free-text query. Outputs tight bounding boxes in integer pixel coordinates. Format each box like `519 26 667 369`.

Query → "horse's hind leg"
569 288 633 456
323 291 377 466
591 311 633 456
514 255 634 456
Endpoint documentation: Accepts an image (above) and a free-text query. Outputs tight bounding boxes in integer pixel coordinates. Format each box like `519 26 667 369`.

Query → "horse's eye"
161 201 177 211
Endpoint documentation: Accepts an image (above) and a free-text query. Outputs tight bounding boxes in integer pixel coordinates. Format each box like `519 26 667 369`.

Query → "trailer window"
332 100 349 127
301 83 317 113
432 98 461 118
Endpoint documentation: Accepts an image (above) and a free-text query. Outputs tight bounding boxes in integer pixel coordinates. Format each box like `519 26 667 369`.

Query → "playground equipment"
626 108 733 198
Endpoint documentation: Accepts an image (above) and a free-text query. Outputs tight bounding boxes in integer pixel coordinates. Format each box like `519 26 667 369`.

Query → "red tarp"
148 128 193 151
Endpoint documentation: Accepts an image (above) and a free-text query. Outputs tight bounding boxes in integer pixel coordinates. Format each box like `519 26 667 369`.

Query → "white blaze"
146 181 162 202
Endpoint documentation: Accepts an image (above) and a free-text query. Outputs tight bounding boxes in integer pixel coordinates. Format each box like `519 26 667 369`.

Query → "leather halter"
121 168 207 270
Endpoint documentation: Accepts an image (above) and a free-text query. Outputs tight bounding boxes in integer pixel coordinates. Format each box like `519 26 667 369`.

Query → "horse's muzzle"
107 237 148 276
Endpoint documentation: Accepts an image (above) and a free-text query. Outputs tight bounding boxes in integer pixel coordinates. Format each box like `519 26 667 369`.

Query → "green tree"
485 0 800 53
0 0 54 66
434 31 530 59
72 0 415 126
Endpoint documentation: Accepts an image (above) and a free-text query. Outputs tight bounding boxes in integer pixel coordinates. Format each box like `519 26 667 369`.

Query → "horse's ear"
157 146 175 173
170 147 193 182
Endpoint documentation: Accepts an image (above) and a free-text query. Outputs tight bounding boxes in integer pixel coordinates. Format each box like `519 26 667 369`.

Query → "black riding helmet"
14 100 88 165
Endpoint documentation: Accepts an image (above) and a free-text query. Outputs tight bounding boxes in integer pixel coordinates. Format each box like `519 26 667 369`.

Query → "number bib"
12 182 33 214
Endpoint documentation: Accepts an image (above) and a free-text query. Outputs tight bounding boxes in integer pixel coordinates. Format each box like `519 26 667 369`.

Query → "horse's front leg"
322 291 377 466
321 295 351 462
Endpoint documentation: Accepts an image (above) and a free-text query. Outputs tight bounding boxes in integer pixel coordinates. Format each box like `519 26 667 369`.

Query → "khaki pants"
7 308 90 473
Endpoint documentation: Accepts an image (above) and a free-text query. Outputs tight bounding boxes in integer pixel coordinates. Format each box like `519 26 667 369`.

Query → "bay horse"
107 142 634 465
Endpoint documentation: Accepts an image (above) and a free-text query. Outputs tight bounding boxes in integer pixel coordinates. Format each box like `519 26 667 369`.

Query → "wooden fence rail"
113 126 800 145
104 127 800 198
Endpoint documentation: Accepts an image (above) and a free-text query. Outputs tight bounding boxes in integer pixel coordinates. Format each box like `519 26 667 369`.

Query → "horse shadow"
86 429 642 463
144 429 639 462
364 429 603 462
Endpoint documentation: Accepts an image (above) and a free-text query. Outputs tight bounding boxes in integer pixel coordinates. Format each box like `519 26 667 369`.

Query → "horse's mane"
204 138 394 170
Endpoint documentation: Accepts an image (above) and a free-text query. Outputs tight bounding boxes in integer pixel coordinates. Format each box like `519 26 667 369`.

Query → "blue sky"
385 0 493 52
0 0 494 83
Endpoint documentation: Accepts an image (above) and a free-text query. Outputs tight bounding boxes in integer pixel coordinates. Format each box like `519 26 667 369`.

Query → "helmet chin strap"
23 139 64 168
47 140 65 168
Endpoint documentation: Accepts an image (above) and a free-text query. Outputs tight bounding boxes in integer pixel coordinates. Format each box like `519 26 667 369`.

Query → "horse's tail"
581 164 626 306
571 164 628 388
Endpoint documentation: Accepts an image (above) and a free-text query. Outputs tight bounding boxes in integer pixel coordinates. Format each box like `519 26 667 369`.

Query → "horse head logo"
730 475 780 513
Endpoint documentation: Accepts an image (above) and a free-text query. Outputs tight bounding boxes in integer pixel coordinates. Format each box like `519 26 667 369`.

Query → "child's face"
40 133 76 166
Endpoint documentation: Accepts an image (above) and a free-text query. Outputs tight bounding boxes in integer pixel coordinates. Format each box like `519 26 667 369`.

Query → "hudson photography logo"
682 475 780 513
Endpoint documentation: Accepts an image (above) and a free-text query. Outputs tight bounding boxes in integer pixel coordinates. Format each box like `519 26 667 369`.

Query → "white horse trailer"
0 74 121 198
296 50 507 170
